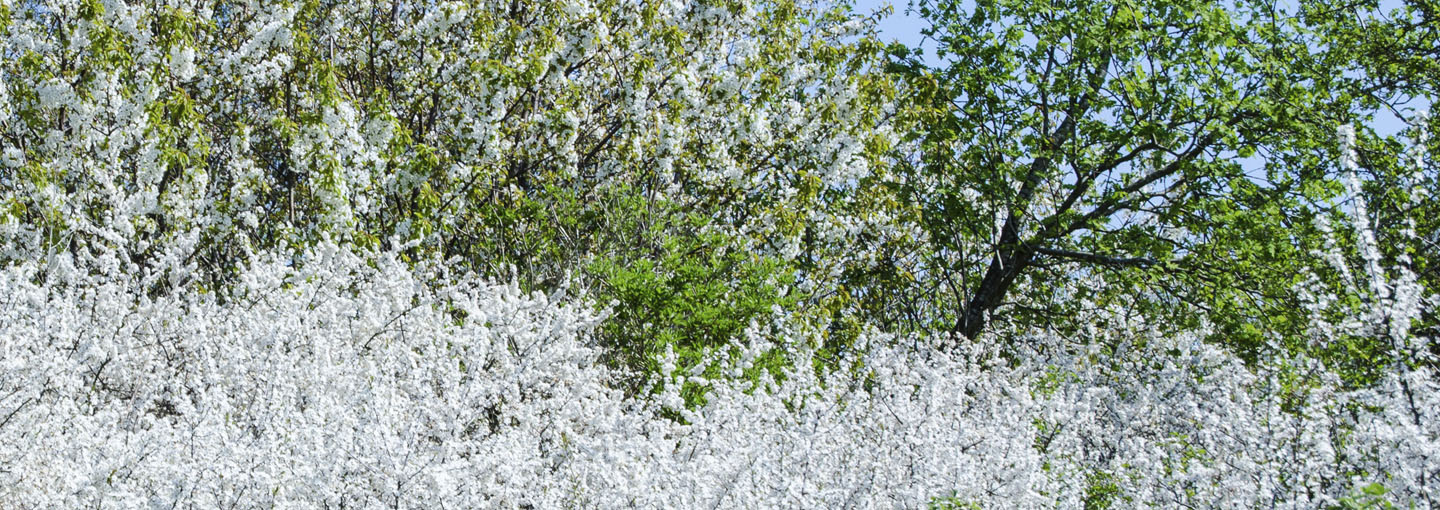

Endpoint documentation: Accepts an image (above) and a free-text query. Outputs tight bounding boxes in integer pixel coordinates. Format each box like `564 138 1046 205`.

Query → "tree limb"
1034 246 1157 267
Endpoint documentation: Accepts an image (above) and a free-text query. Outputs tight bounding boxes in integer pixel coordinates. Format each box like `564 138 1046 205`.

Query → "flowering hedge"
0 234 1435 507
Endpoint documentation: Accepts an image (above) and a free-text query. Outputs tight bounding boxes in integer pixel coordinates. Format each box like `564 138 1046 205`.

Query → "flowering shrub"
0 237 1434 508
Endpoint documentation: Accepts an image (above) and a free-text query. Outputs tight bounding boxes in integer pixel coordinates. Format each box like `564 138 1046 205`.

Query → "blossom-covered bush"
0 236 1435 508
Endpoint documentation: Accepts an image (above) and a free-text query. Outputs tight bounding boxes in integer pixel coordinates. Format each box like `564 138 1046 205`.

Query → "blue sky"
854 0 930 52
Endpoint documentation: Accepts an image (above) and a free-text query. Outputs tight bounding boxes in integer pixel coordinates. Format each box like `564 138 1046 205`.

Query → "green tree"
872 0 1432 353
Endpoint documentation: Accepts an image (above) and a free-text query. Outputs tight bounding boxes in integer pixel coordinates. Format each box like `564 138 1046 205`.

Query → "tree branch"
1034 246 1157 267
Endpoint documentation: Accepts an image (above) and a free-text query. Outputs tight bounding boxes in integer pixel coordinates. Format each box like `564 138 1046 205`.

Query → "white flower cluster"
0 235 1432 508
0 244 624 507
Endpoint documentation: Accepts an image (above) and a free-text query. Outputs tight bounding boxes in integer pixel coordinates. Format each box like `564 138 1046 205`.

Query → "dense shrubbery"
0 0 1436 507
0 210 1435 507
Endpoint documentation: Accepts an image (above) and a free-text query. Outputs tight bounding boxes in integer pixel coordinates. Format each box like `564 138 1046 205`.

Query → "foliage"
874 0 1436 356
589 213 800 395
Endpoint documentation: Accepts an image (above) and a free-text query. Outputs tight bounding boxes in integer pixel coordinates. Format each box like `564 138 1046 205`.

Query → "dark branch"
1034 246 1157 267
